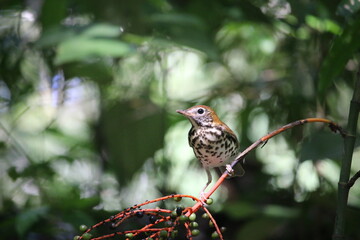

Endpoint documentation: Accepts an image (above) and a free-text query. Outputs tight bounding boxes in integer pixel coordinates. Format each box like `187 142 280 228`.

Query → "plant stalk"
332 72 360 239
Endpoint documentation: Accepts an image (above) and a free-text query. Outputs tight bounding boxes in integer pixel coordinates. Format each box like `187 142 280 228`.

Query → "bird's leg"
200 167 212 202
226 164 234 176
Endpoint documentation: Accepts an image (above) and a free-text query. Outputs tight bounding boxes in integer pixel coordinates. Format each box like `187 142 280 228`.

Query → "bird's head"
176 105 221 128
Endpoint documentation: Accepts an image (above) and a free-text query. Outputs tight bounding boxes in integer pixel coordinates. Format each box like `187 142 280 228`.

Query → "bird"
176 105 245 194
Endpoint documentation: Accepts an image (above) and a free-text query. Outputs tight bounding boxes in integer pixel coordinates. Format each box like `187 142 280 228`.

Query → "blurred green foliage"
0 0 359 239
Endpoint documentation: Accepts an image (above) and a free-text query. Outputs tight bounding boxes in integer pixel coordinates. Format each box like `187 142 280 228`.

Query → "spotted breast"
188 124 238 168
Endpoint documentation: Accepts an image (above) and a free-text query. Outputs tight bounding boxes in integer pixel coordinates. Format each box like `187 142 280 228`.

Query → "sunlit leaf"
305 15 342 34
55 38 134 64
81 24 123 38
37 24 123 48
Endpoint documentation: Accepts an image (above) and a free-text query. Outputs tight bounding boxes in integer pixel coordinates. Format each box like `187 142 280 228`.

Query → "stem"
347 170 360 188
332 72 360 240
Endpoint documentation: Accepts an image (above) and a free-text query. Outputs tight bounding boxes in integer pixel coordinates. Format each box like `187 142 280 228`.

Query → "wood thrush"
177 105 245 193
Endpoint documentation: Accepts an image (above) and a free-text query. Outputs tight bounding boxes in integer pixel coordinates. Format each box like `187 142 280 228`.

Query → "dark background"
0 0 359 239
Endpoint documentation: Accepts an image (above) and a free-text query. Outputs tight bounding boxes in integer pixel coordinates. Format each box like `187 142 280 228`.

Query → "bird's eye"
197 108 205 114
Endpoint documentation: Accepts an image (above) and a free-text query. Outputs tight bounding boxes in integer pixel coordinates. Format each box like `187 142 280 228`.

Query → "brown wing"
188 126 196 147
218 123 244 177
220 122 240 149
210 109 239 149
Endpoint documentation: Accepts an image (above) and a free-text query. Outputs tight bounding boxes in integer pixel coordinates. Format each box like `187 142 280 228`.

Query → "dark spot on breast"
191 136 199 146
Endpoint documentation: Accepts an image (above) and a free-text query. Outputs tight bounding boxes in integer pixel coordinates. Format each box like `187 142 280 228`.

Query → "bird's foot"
200 191 208 205
226 164 234 176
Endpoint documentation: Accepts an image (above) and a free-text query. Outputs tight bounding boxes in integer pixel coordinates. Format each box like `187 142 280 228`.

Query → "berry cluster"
74 194 224 240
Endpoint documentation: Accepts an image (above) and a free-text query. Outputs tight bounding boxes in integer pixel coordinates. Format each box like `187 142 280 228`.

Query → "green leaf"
55 38 133 64
262 205 299 218
223 201 259 218
99 100 165 184
8 163 55 179
62 61 113 84
37 23 134 64
36 27 76 48
38 0 67 30
305 15 342 34
45 181 100 210
37 24 123 48
224 202 299 219
151 13 206 29
81 24 123 38
318 15 360 95
16 206 49 237
7 167 19 180
150 13 218 59
236 217 283 240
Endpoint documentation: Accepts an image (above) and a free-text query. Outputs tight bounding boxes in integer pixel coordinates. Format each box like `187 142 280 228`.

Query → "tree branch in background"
333 70 360 240
347 170 360 189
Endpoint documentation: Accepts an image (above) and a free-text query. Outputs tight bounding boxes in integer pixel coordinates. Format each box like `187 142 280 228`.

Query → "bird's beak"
177 109 197 126
176 109 189 116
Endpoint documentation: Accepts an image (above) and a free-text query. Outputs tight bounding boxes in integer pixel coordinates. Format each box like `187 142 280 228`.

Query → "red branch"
190 118 344 212
77 194 221 240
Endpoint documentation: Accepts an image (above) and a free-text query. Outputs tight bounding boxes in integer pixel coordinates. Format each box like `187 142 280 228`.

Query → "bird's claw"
200 192 208 205
226 164 234 176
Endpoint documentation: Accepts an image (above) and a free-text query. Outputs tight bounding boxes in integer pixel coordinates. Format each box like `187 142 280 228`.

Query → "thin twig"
190 118 344 213
347 170 360 188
